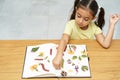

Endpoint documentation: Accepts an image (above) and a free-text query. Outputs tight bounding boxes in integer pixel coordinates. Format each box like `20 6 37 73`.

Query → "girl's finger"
55 65 60 70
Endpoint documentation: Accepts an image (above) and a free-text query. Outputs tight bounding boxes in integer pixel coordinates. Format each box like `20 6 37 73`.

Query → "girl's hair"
70 0 105 29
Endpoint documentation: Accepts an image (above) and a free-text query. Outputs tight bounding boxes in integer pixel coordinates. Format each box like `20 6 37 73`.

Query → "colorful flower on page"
30 64 38 71
67 49 74 54
81 50 88 54
39 52 44 57
71 45 77 51
67 45 74 54
61 70 67 77
67 59 72 64
75 65 79 73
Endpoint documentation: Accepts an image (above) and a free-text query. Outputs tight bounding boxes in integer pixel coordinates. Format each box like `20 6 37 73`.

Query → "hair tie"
96 7 101 17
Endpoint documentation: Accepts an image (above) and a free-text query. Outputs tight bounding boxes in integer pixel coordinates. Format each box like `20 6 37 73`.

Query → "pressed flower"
67 49 74 54
39 52 44 57
30 64 38 71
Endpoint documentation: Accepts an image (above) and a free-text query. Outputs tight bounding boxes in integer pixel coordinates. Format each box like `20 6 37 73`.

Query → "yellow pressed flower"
67 49 74 54
39 52 44 57
30 64 38 71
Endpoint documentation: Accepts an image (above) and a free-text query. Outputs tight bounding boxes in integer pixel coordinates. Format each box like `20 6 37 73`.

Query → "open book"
22 43 91 78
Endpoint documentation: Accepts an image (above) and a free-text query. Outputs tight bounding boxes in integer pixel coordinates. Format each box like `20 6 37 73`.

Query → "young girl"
52 0 120 70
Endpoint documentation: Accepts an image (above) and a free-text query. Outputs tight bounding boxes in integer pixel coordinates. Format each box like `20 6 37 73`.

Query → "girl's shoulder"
89 22 99 28
89 22 96 26
89 22 102 34
65 20 76 27
67 20 75 24
65 20 76 29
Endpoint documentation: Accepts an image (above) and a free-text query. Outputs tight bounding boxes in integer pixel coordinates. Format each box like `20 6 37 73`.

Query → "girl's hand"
110 14 120 25
52 55 62 70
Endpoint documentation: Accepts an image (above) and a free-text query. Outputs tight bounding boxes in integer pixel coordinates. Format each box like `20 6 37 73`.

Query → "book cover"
22 43 91 78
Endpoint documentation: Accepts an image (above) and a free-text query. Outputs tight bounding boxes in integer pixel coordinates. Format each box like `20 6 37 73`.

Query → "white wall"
97 0 120 39
0 0 120 39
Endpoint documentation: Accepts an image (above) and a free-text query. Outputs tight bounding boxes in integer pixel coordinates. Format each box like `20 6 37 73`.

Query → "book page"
22 43 91 78
22 43 59 78
61 44 90 77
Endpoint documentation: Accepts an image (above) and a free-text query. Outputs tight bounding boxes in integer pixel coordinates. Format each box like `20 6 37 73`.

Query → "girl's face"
75 7 94 29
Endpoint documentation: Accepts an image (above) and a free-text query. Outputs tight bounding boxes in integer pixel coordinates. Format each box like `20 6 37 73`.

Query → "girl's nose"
79 18 83 23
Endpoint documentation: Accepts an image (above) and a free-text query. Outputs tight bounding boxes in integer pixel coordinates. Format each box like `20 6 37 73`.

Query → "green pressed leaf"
79 56 82 61
72 56 77 60
44 56 48 60
81 55 87 58
47 60 50 63
81 66 88 72
31 47 39 52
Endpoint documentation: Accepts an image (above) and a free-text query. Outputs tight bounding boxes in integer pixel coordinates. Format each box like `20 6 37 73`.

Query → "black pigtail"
70 0 80 20
95 7 105 29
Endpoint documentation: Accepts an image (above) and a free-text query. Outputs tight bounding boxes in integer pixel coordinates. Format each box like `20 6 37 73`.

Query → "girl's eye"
77 15 81 18
84 18 89 21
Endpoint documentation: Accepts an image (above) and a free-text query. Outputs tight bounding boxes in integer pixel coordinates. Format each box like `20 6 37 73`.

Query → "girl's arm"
96 14 120 48
52 34 70 69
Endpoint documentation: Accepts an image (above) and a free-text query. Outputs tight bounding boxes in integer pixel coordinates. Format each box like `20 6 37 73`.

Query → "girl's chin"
78 24 83 27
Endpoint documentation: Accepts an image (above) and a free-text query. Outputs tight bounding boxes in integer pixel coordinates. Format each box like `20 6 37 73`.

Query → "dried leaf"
72 56 77 60
81 66 88 72
31 47 39 52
